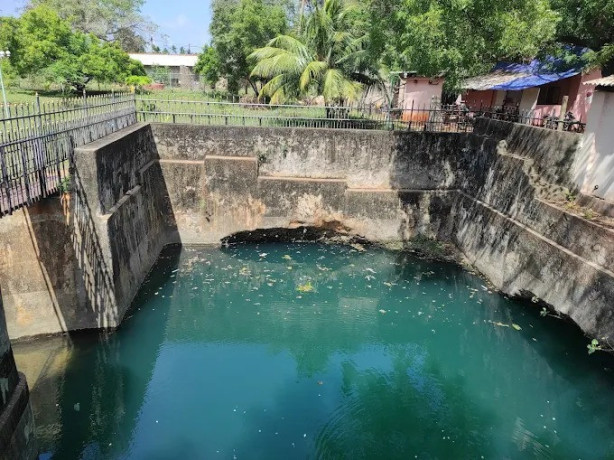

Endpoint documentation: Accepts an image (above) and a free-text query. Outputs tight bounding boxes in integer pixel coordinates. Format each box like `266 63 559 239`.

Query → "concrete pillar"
0 287 37 459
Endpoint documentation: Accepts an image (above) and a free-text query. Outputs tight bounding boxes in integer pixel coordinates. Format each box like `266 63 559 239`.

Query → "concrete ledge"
75 122 150 152
577 193 614 218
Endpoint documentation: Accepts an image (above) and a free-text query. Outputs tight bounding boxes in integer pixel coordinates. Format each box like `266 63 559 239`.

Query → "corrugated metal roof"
461 72 529 91
129 53 199 67
584 76 614 87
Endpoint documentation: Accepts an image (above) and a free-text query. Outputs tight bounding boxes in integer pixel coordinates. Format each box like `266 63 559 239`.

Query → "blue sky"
0 0 213 52
142 0 213 52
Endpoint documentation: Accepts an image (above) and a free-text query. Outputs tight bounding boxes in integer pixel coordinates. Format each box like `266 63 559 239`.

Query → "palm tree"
249 0 378 107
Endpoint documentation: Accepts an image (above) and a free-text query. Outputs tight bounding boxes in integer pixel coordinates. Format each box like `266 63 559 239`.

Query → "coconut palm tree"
249 0 378 107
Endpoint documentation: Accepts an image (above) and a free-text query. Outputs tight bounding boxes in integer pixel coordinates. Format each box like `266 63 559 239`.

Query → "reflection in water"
13 243 614 459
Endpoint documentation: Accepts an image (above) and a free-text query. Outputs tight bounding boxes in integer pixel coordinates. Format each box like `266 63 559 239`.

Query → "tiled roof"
584 76 614 87
461 72 531 91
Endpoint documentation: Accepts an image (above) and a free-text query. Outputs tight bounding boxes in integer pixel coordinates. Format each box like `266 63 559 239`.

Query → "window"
537 86 561 105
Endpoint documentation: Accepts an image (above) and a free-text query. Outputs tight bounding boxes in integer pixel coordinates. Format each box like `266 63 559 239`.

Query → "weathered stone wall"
71 123 176 329
151 122 614 340
2 120 614 344
0 199 93 337
0 287 37 459
0 123 175 339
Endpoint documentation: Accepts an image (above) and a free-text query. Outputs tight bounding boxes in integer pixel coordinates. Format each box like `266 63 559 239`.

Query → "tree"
199 0 290 94
194 45 221 88
28 0 155 52
147 66 171 85
249 0 378 105
365 0 560 89
6 5 146 91
550 0 614 74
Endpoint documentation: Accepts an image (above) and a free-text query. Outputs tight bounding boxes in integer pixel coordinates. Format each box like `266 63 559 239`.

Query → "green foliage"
5 6 145 91
0 58 17 89
551 0 614 72
146 66 170 85
125 75 152 93
58 175 71 193
250 0 379 105
587 338 602 355
194 46 221 87
365 0 560 89
29 0 153 52
201 0 290 94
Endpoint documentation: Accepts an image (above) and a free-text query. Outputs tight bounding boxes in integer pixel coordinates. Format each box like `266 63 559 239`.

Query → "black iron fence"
0 93 136 216
464 105 585 133
135 98 477 132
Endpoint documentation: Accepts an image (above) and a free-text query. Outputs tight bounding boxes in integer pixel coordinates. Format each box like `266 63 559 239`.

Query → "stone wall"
151 122 614 341
0 287 36 459
0 123 175 338
2 120 614 344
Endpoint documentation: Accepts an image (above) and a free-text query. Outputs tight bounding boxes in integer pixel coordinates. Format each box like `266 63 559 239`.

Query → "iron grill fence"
0 93 136 216
135 99 478 132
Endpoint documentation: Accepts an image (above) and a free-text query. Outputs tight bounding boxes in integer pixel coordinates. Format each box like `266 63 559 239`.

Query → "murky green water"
13 243 614 459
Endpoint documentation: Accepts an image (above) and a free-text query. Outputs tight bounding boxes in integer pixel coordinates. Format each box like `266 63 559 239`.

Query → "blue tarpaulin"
465 47 588 91
490 62 582 90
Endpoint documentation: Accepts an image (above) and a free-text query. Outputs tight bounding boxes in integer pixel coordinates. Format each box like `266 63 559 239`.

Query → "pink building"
460 50 601 124
397 73 445 122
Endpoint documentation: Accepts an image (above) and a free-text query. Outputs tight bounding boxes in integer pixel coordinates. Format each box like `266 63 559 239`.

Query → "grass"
136 98 390 130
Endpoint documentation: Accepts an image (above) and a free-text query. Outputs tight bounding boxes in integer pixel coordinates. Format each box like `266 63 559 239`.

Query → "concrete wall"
150 121 614 340
2 120 614 343
0 288 36 459
0 123 175 338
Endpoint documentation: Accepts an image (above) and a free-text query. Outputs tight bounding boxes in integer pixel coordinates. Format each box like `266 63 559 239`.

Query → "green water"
13 243 614 459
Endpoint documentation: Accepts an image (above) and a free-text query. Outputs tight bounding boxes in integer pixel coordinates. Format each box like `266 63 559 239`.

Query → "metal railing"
466 105 586 133
0 93 137 216
136 98 476 132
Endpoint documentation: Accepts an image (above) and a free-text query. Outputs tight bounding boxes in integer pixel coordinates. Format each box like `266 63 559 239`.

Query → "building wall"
574 89 614 200
400 77 444 121
518 87 540 113
463 89 491 109
570 69 602 122
145 65 202 90
463 69 602 123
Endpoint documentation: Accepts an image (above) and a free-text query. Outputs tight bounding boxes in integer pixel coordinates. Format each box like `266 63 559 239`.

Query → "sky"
0 0 214 52
141 0 213 52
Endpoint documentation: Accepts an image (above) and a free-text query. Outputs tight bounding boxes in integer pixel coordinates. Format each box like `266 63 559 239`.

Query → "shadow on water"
17 245 182 459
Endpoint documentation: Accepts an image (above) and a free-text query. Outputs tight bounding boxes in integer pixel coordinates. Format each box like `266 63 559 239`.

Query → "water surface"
14 243 614 459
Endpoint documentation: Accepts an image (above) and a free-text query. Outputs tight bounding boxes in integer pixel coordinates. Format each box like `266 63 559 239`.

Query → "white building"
129 53 200 89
